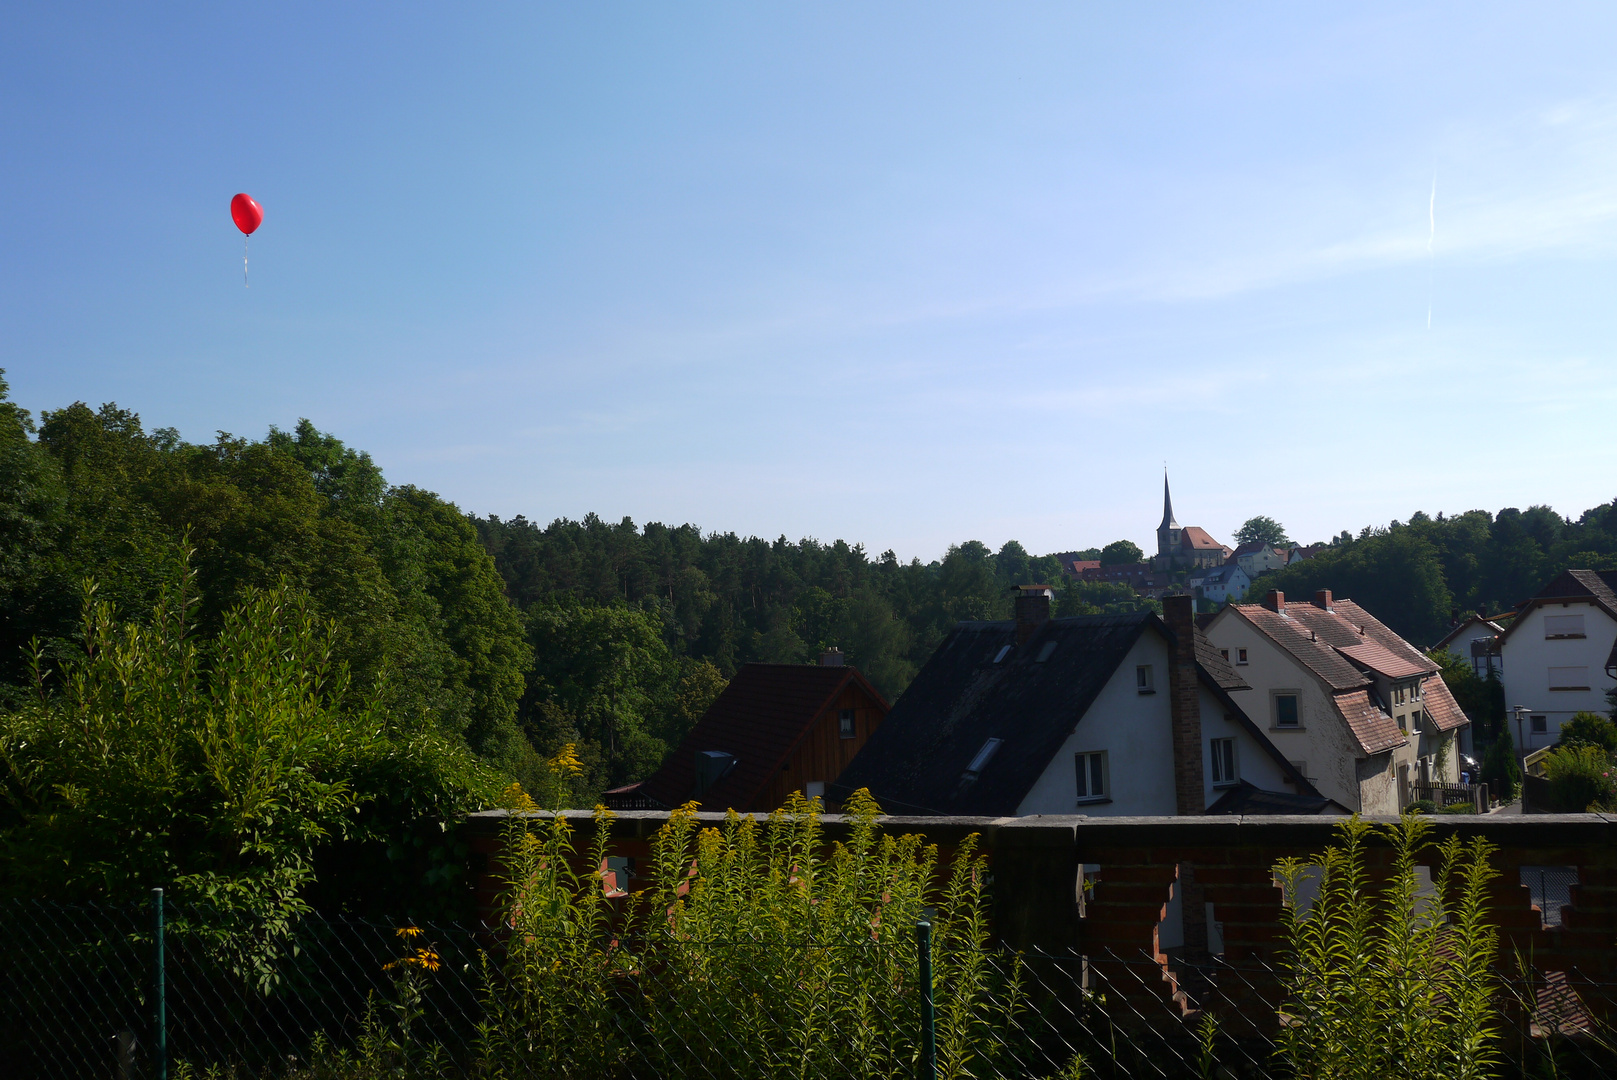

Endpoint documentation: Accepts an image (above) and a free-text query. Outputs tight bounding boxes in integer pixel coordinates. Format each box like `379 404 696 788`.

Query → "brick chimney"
1264 590 1285 613
1314 590 1333 611
1162 594 1203 816
819 648 845 667
1012 585 1053 646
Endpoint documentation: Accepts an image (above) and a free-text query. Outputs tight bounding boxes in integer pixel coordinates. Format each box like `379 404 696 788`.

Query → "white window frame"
1236 648 1249 666
1210 737 1238 786
1074 750 1110 804
1136 664 1155 693
838 708 856 739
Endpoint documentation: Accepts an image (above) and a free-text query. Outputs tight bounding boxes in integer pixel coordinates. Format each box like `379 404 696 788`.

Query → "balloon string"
244 235 250 288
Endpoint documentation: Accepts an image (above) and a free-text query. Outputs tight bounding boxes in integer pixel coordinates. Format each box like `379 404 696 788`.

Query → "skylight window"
1036 641 1058 662
993 645 1012 664
965 738 1003 776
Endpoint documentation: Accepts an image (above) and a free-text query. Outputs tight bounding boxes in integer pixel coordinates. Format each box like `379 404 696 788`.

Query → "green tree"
0 571 498 919
523 601 680 793
1235 515 1291 547
1099 539 1144 566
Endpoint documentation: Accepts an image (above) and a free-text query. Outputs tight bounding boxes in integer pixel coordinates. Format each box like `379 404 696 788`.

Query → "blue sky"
5 4 1617 561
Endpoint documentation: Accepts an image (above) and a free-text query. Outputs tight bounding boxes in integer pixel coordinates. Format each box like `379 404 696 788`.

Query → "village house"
1203 590 1470 813
1433 612 1508 680
1188 562 1250 605
832 588 1332 817
603 651 889 813
1498 570 1617 753
1230 541 1287 579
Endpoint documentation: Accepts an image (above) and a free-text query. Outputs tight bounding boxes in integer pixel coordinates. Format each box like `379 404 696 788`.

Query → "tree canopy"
1099 539 1144 565
1235 515 1291 548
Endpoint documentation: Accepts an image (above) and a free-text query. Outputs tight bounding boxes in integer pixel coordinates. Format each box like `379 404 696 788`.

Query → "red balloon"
230 193 264 236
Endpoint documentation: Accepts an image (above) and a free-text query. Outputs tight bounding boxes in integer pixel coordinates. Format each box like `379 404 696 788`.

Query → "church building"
1154 473 1232 571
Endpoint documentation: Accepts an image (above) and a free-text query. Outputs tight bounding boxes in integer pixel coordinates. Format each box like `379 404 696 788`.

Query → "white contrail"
1427 173 1436 329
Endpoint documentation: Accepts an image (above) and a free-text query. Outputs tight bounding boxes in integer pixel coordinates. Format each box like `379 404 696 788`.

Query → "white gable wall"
1501 600 1617 753
1014 629 1299 816
1017 633 1175 815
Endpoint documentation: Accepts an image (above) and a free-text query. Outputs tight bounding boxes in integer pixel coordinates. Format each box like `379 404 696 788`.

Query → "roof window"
993 645 1012 664
1036 641 1058 663
965 738 1003 777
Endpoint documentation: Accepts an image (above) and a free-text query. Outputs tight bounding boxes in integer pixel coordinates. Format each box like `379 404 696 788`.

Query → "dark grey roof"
1205 780 1342 815
831 612 1299 816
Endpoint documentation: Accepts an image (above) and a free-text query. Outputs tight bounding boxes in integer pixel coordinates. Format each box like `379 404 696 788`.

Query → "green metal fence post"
152 887 166 1080
916 918 936 1080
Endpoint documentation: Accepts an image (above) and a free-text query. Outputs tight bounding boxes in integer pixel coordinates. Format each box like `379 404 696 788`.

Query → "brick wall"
464 810 1617 1027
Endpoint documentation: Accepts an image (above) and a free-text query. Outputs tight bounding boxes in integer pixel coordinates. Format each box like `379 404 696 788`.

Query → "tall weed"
1273 813 1500 1080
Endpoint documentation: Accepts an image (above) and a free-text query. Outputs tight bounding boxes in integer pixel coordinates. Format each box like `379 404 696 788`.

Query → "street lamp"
1512 705 1527 762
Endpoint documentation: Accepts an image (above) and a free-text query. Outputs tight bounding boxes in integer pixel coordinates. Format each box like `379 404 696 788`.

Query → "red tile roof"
632 664 888 812
1227 594 1469 752
1336 641 1436 680
1179 526 1227 550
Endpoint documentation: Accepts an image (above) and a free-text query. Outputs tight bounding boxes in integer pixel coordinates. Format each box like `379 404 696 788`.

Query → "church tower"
1156 471 1181 560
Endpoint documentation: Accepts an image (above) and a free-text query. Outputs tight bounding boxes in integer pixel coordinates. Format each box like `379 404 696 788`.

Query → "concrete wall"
1502 599 1617 753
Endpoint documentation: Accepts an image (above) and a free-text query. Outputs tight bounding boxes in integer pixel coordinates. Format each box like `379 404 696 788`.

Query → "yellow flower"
548 743 584 779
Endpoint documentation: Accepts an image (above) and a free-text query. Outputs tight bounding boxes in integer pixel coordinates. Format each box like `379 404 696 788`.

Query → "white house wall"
1017 634 1175 815
1014 630 1296 816
1501 600 1617 753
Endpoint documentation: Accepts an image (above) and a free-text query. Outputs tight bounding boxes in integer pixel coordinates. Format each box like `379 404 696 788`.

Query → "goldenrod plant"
1273 814 1501 1080
475 780 1041 1080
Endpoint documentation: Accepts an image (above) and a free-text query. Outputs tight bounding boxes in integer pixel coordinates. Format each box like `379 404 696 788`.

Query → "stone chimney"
1012 585 1054 646
819 648 845 667
1162 594 1204 816
1264 590 1285 614
1314 590 1333 612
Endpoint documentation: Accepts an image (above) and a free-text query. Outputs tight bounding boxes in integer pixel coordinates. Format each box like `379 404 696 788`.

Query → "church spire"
1159 469 1178 531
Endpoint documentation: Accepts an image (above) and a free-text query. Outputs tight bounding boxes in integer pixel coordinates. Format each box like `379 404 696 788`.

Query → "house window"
1211 738 1238 786
1036 640 1058 662
839 708 856 739
965 738 1003 777
1549 666 1590 691
1395 686 1405 705
1220 649 1229 661
1075 751 1108 802
1411 681 1421 701
1531 714 1548 734
1237 648 1249 666
804 781 826 800
1136 665 1155 693
993 645 1012 664
1544 614 1586 639
1274 693 1300 728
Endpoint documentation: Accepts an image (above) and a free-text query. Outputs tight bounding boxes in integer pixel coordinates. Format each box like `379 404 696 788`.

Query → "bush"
0 564 500 928
478 783 1048 1080
1542 745 1617 812
1555 711 1617 754
1274 814 1500 1079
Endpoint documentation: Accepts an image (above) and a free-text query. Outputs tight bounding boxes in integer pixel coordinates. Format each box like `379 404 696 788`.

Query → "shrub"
1480 726 1520 801
1274 814 1500 1080
480 784 1036 1080
1542 745 1617 812
1555 711 1617 754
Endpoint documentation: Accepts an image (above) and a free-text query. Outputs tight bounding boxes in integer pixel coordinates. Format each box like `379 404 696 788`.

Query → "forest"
1 380 1615 915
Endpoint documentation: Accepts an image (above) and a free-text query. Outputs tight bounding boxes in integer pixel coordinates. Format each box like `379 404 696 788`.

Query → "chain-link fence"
3 895 1615 1080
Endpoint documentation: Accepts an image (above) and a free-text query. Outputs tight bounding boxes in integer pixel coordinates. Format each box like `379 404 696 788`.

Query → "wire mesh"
2 898 1616 1079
